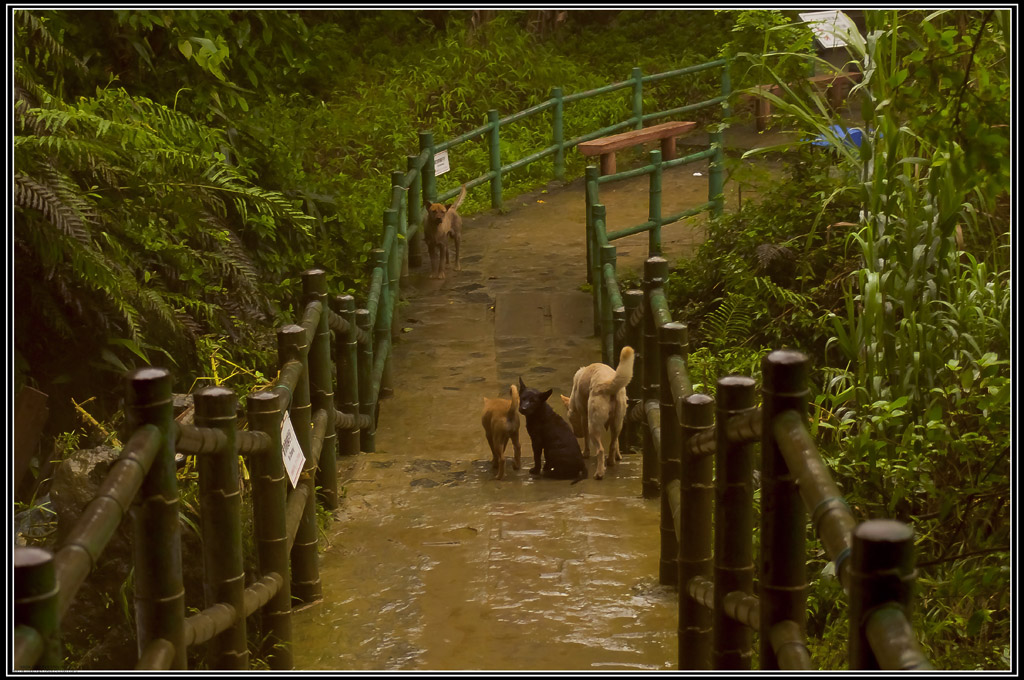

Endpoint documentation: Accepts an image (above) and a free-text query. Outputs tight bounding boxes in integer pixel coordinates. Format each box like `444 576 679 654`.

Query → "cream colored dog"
481 384 522 480
560 345 634 480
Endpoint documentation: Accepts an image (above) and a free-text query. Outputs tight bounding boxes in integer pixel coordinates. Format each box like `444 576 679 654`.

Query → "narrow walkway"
291 150 760 671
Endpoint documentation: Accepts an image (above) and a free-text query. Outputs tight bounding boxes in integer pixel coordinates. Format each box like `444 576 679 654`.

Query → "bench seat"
578 121 697 175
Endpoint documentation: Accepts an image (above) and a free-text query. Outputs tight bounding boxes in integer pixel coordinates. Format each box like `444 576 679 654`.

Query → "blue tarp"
810 124 868 148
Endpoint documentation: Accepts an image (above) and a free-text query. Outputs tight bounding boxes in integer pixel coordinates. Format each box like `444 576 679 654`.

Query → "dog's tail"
506 384 519 421
450 184 468 212
605 345 635 394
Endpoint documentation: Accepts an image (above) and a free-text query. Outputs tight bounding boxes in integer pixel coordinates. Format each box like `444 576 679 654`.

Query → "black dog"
517 377 588 484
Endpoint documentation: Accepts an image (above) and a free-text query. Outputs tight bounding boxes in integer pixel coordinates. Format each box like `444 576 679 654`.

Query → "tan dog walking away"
561 346 634 480
422 184 466 278
481 384 522 480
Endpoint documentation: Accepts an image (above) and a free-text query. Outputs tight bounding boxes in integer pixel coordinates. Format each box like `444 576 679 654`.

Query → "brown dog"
481 384 522 480
560 345 634 480
423 184 466 278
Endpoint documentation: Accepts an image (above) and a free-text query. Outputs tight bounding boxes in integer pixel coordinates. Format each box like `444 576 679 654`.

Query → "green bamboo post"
420 131 437 205
246 390 293 670
373 248 394 398
194 386 247 669
14 547 61 669
356 308 375 452
649 148 663 256
631 66 644 130
303 269 338 509
622 289 645 455
336 294 361 456
488 109 502 209
591 204 607 336
678 392 715 670
585 166 600 286
600 244 617 366
407 154 423 269
551 86 565 181
641 256 668 499
277 325 322 606
709 130 725 219
385 208 403 338
849 520 918 669
126 367 185 669
658 322 686 586
720 56 733 121
392 172 410 279
713 376 757 670
760 350 810 669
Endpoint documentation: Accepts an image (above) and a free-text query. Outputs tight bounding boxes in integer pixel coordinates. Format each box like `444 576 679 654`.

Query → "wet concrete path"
292 132 783 670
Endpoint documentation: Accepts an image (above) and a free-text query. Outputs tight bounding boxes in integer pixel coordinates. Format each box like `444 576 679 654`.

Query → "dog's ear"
540 389 552 402
560 394 571 408
518 376 526 392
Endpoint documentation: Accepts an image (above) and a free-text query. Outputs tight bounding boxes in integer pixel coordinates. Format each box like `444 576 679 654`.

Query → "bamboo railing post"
126 367 185 669
14 547 61 669
649 148 663 256
392 172 410 279
585 166 599 286
760 350 810 669
600 244 617 366
658 322 687 586
488 109 502 210
407 154 423 269
372 248 394 398
194 386 247 669
356 308 375 452
246 390 293 670
420 131 436 205
709 129 725 219
277 325 321 606
641 256 669 499
304 269 338 509
849 519 918 669
384 209 403 341
591 203 607 336
622 289 645 455
678 392 715 670
552 86 565 182
631 66 644 130
714 375 757 670
335 294 361 457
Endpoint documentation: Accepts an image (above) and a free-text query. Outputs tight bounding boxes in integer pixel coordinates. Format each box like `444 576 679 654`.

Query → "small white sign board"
799 10 857 49
280 412 305 488
433 150 450 176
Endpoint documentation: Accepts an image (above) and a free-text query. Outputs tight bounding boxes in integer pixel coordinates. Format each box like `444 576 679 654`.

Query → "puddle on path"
291 152 782 671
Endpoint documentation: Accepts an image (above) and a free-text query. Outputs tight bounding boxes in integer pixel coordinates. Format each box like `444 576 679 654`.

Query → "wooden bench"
578 120 697 175
743 71 863 132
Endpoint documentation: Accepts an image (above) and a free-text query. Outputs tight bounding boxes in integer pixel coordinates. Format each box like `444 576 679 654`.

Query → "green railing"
592 198 934 668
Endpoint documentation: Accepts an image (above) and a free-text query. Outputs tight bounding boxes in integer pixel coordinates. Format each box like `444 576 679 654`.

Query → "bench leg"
600 152 616 176
660 137 677 162
755 98 770 133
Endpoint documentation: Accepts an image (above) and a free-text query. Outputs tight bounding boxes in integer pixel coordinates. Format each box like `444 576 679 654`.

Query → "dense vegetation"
13 9 1010 671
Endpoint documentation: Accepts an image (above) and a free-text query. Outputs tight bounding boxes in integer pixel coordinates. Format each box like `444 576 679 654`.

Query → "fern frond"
704 293 756 349
753 275 814 309
14 171 93 244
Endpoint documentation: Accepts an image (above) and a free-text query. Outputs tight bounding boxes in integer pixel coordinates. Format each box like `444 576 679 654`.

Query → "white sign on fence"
434 150 450 176
280 411 305 488
799 10 857 49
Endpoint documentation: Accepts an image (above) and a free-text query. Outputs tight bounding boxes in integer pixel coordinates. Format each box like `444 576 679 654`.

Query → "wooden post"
194 386 247 668
335 294 361 456
678 392 714 670
713 376 756 669
658 322 687 586
759 350 810 669
278 325 322 606
126 367 185 669
246 390 293 670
